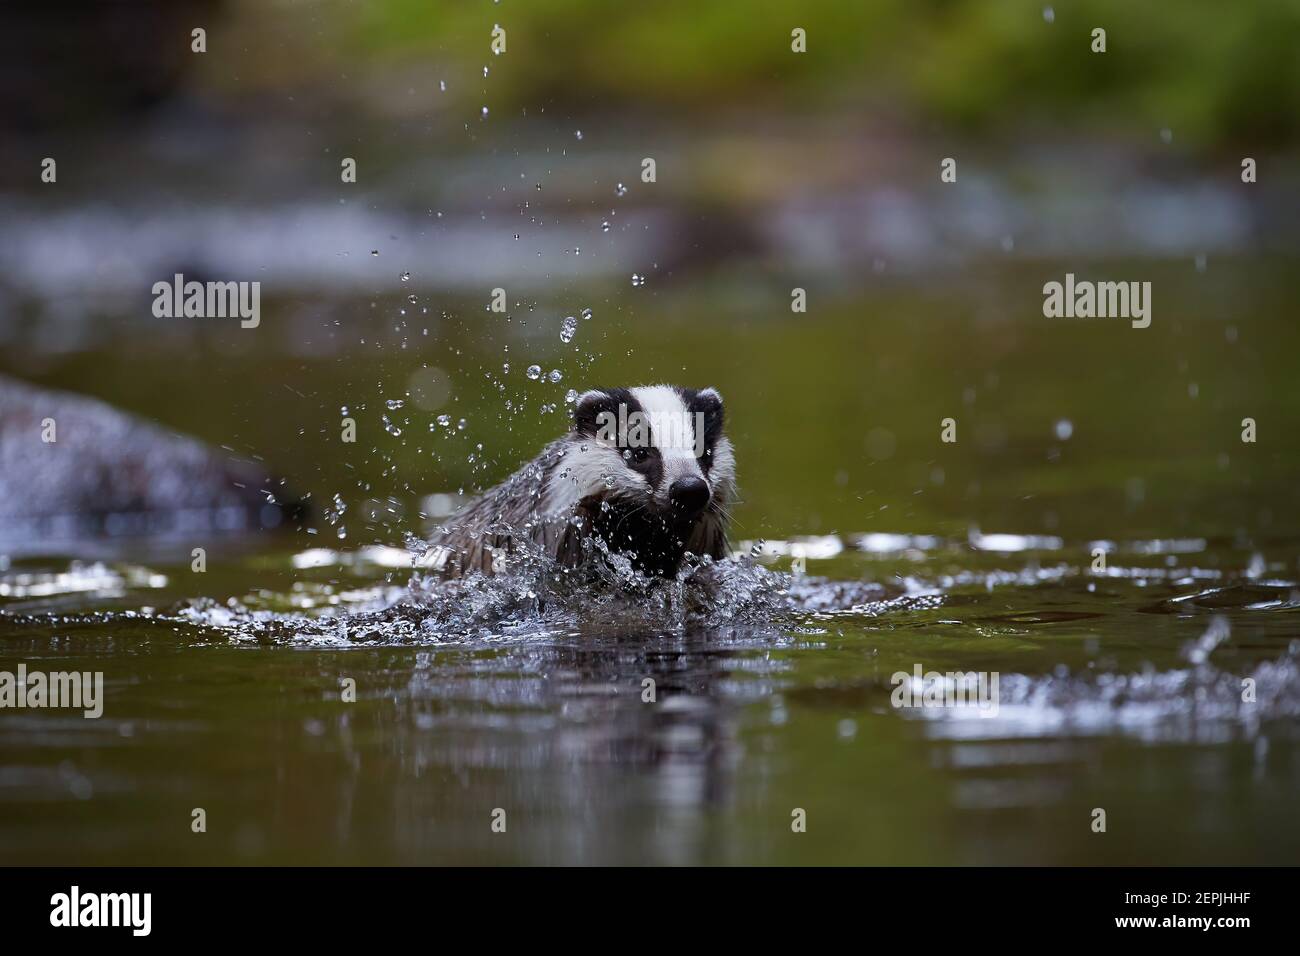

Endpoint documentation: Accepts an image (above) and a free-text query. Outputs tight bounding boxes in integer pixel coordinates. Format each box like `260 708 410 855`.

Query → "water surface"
3 246 1299 865
3 526 1297 865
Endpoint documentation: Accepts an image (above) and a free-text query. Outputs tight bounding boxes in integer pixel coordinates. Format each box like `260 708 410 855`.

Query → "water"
2 201 1298 864
2 526 1297 865
560 316 578 344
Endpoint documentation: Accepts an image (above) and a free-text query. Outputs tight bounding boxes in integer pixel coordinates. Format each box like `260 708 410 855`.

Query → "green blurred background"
1 0 1298 547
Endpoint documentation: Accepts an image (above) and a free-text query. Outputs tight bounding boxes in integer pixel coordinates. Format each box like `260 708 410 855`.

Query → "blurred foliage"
211 0 1300 146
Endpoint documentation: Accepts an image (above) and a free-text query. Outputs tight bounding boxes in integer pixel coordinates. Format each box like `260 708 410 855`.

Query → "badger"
427 385 735 579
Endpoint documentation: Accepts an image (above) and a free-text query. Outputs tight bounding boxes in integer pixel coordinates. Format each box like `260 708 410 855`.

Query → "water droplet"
580 308 592 320
600 220 611 232
631 273 645 287
481 106 489 118
1042 6 1055 23
1054 419 1073 441
548 369 562 383
436 414 451 427
370 250 379 257
399 272 411 282
575 130 583 140
615 183 628 197
565 388 579 403
526 365 542 380
386 399 405 410
1247 553 1267 580
560 315 578 343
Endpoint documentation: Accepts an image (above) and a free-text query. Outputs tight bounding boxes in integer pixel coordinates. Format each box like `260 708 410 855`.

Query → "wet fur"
427 386 735 578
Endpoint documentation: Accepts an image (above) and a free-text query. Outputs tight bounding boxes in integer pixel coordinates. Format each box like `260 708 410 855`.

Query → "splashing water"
6 531 1299 865
153 540 847 647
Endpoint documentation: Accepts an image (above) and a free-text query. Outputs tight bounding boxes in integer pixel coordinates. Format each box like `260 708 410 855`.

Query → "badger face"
566 384 732 512
546 385 735 572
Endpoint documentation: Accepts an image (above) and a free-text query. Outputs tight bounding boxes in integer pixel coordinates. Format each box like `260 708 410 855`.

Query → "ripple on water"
5 533 1299 750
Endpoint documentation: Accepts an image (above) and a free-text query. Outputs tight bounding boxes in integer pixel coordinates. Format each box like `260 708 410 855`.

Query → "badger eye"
625 447 650 465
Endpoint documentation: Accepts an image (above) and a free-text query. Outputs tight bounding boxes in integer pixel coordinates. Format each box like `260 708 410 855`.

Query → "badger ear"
690 387 723 420
572 389 617 436
689 387 724 447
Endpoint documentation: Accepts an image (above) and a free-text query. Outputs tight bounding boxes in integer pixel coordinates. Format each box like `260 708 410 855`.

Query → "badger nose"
668 477 710 516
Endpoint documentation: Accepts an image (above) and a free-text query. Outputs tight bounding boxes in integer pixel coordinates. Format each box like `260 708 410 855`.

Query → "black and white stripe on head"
675 386 724 470
623 385 713 505
572 386 662 489
556 385 732 513
572 387 641 438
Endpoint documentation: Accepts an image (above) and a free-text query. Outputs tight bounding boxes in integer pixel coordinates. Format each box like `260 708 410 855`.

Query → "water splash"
164 546 823 646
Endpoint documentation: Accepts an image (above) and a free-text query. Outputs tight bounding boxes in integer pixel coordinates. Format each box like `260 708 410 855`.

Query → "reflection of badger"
429 385 735 578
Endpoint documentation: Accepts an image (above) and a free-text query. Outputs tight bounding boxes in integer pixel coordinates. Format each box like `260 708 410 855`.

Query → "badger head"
546 385 735 571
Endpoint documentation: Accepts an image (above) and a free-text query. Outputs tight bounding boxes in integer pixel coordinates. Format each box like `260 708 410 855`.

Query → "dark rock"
0 375 302 543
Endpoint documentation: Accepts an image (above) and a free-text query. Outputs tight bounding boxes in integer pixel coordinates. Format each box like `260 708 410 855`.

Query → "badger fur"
427 385 735 578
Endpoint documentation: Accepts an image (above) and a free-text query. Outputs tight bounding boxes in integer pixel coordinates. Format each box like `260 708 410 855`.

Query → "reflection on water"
2 533 1298 864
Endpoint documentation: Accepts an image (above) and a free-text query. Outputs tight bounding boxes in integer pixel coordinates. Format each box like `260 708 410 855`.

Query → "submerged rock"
0 375 302 543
